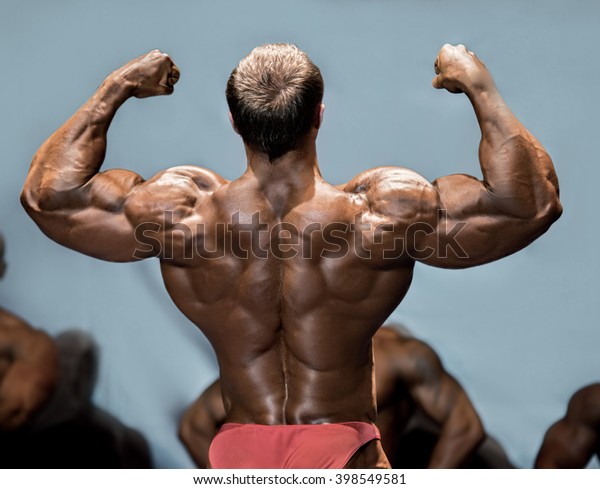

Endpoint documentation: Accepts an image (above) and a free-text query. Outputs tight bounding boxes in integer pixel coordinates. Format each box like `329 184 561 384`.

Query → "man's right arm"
21 51 225 263
179 380 226 468
534 384 600 468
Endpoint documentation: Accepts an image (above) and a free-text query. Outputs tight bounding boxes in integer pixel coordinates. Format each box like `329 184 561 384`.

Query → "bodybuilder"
22 43 561 468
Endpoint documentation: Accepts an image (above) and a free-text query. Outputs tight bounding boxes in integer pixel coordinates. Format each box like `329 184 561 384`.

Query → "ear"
314 103 325 129
228 112 240 134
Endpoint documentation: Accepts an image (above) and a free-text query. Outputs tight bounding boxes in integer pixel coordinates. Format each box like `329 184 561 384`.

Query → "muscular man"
535 384 600 468
0 236 59 431
180 325 513 468
22 44 561 468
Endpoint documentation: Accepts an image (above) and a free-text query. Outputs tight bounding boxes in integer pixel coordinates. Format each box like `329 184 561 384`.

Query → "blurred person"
535 384 600 469
0 234 150 467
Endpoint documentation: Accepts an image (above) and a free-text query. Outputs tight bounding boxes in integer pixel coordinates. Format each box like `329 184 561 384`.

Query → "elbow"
21 185 67 215
20 185 38 215
545 195 563 225
533 193 563 232
178 412 202 450
468 418 486 450
535 163 563 227
178 416 192 446
460 415 485 453
464 416 485 451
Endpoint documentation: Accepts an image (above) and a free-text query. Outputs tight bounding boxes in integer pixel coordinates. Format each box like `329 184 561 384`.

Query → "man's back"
154 170 416 424
180 326 517 469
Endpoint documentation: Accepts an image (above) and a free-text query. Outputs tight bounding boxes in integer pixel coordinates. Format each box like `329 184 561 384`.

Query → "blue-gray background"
0 0 596 468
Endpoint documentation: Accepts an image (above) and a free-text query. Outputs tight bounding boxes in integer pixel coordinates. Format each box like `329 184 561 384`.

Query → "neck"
243 141 322 217
245 141 321 182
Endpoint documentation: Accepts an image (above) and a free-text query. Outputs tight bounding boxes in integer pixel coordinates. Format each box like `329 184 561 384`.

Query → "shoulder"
567 384 600 428
375 327 441 383
0 308 31 331
0 309 52 348
141 165 228 196
343 166 439 222
125 166 228 224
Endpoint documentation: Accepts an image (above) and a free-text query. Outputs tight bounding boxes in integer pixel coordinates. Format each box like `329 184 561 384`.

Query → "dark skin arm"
21 50 223 263
179 380 226 468
0 308 59 430
535 384 600 468
353 44 561 268
393 336 485 468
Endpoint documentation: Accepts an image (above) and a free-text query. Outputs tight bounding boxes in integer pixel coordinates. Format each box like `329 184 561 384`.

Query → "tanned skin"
535 384 600 468
179 326 485 469
0 235 59 431
22 45 561 468
0 310 59 431
373 327 484 468
180 379 225 469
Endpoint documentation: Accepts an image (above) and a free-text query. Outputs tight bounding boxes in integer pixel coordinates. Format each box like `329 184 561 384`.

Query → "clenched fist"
113 49 180 98
432 44 494 95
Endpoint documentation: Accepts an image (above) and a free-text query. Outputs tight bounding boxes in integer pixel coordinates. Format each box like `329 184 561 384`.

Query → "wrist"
464 79 498 99
99 73 135 104
466 84 505 120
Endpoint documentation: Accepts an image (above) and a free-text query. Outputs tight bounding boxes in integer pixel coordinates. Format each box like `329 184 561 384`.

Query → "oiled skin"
22 45 561 468
180 326 485 469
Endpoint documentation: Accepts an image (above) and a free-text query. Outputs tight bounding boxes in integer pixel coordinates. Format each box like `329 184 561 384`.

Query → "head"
226 43 324 162
0 233 6 280
0 353 58 431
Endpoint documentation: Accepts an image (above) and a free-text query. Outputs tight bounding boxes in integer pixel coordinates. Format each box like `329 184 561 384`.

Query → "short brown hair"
226 44 324 161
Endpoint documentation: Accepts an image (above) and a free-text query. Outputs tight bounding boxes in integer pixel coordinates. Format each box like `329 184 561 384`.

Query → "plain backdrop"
0 0 597 468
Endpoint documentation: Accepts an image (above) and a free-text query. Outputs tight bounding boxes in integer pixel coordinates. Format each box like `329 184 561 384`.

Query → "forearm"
427 410 484 468
186 434 212 469
468 86 561 219
179 420 214 468
23 74 132 209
